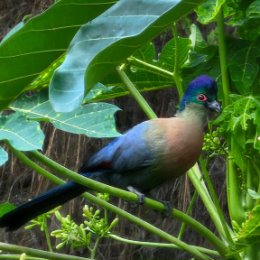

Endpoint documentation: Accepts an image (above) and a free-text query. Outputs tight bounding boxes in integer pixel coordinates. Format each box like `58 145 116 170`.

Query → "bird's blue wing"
84 121 155 173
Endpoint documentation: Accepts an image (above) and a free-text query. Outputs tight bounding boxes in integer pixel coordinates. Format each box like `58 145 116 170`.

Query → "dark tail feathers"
0 181 87 231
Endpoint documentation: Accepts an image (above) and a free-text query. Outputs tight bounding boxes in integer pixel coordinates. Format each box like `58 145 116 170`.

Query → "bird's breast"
147 118 204 179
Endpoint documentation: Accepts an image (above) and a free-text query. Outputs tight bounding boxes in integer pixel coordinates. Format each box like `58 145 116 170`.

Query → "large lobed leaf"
215 95 260 171
228 40 260 94
11 92 121 138
50 0 204 112
195 0 225 24
0 113 44 151
0 0 116 111
0 147 8 166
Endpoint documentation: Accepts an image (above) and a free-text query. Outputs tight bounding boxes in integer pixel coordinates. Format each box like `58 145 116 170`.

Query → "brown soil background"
0 1 227 259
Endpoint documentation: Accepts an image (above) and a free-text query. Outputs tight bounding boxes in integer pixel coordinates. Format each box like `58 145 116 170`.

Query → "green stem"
216 6 230 106
84 194 212 260
199 157 234 243
188 164 227 242
177 190 198 240
244 242 260 260
127 56 173 78
116 65 157 119
0 255 48 260
0 242 89 260
89 237 101 260
246 160 256 210
253 161 260 205
172 23 184 98
227 157 245 225
25 150 226 256
44 220 53 252
109 234 219 256
9 146 62 184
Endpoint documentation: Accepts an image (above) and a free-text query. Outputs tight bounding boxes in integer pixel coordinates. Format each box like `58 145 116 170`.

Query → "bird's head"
178 75 221 114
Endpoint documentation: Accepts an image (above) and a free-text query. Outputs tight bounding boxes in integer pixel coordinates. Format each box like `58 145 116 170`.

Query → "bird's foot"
160 200 172 217
127 186 145 204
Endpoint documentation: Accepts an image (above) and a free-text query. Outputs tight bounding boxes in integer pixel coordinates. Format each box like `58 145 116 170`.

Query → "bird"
0 75 221 231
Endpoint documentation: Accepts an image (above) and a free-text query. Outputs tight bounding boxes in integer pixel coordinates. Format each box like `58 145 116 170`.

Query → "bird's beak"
207 100 221 113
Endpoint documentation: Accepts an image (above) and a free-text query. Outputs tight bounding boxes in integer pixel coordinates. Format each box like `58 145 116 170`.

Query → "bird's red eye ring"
197 94 208 102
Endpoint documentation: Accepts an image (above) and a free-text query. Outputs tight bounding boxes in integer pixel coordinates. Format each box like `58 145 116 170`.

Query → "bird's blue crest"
178 75 217 112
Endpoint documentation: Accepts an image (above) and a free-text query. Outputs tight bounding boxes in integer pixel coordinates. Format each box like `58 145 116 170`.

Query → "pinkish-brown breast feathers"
149 118 204 179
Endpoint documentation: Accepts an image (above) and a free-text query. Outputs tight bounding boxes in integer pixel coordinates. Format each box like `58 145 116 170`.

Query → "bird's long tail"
0 181 87 231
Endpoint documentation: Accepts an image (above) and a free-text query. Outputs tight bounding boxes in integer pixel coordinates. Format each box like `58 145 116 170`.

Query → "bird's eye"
197 94 208 102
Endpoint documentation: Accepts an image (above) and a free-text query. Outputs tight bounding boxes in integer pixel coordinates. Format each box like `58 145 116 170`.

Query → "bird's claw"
137 193 145 205
161 200 172 217
127 186 145 205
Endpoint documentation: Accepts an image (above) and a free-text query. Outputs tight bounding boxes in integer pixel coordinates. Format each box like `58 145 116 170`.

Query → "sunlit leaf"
26 54 66 91
0 147 8 166
248 189 260 200
50 0 204 112
0 113 44 151
1 21 25 44
0 0 116 111
11 91 120 138
84 40 177 103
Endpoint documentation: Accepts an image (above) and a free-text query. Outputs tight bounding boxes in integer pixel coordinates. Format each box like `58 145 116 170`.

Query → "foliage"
0 0 115 111
0 113 44 165
52 205 118 248
202 127 228 157
0 203 15 217
11 91 121 138
0 0 259 260
234 205 260 245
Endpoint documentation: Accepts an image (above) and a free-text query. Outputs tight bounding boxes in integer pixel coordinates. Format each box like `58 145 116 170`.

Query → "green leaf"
27 54 66 91
0 147 8 166
158 37 191 70
235 205 260 244
253 103 260 151
0 113 44 151
246 0 260 19
196 0 226 24
0 203 16 217
189 24 207 50
11 92 120 138
84 41 178 103
248 189 260 200
85 76 173 103
215 95 260 170
0 0 116 111
215 95 260 133
181 24 220 87
184 24 217 68
50 0 204 112
225 0 260 40
1 21 25 44
228 40 260 94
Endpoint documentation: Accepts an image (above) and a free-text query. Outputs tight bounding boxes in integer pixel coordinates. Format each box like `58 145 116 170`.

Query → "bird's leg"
127 186 172 215
127 186 145 204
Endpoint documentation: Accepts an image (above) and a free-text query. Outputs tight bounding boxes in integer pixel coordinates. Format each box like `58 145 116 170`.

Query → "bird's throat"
176 104 208 129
